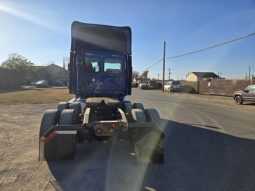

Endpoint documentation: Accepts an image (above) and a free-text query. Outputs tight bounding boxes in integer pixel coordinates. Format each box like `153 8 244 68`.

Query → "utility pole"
248 65 251 80
168 68 171 80
162 41 166 92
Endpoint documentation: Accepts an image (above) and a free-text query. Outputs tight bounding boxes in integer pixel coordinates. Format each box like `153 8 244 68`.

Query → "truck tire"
39 109 59 137
133 103 144 110
144 109 160 124
69 102 81 123
59 109 75 125
57 102 68 113
234 96 243 105
42 109 76 161
124 102 133 114
131 109 147 123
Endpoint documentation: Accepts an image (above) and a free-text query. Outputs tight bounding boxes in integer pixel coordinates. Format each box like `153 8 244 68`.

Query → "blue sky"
0 0 255 79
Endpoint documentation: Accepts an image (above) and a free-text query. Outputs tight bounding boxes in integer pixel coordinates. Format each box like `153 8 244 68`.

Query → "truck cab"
68 21 132 100
39 21 164 163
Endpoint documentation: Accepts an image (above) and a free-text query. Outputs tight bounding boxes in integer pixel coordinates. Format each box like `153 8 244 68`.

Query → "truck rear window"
104 58 122 73
84 57 100 72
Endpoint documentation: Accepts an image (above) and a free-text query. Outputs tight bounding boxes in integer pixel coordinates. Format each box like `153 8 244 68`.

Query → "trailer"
39 21 164 163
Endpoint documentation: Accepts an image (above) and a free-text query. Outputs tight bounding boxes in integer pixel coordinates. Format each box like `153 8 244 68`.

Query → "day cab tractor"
39 21 164 163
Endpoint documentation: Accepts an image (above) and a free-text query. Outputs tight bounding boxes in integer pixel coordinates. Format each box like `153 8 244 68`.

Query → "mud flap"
131 127 164 164
39 130 77 161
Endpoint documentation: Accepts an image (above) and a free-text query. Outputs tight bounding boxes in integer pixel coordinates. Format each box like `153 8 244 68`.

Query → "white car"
164 81 181 92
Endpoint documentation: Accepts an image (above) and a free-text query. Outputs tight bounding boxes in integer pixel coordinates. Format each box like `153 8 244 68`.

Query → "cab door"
243 86 255 101
249 87 255 102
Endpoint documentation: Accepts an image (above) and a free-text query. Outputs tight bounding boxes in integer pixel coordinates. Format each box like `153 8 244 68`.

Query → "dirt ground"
0 104 59 191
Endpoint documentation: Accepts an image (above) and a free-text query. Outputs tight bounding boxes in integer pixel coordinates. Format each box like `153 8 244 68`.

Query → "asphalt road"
1 89 255 191
49 89 255 191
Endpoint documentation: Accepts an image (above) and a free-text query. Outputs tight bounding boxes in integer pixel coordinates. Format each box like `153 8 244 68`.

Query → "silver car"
233 85 255 104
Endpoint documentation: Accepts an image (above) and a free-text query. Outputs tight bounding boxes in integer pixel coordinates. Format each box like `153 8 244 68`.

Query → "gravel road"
1 89 255 191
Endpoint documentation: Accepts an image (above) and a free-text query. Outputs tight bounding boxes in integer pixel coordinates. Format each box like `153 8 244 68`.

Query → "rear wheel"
131 109 147 122
133 103 144 110
39 109 59 160
69 102 81 123
39 109 59 137
131 108 164 164
57 102 68 113
124 102 132 113
59 109 75 125
145 109 160 124
235 96 243 105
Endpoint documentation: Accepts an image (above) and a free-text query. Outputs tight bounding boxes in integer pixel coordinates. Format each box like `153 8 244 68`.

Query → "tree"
132 71 139 80
1 54 34 78
141 70 149 79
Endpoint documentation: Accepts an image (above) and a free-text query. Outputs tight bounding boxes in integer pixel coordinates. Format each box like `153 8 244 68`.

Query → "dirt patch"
0 104 57 191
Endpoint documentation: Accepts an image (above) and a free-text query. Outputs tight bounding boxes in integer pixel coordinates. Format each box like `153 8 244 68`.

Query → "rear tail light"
109 123 117 134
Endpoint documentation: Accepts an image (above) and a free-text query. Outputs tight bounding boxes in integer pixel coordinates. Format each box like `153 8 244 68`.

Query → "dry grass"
0 87 73 105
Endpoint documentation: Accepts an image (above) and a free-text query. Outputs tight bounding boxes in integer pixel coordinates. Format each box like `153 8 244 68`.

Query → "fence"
181 79 254 96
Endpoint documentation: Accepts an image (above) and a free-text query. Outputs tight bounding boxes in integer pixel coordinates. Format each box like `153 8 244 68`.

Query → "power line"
166 32 255 59
146 58 163 70
144 31 255 71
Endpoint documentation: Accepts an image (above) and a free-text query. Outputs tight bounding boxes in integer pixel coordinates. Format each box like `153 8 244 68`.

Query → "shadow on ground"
243 102 255 106
48 119 255 191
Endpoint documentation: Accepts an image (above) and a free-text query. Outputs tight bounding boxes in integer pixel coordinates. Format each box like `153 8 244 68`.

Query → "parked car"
30 81 36 86
138 83 149 90
148 80 162 89
233 85 255 104
157 82 162 89
36 80 49 88
164 80 181 92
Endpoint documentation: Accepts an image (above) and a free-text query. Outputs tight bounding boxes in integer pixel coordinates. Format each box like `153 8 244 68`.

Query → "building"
45 64 68 83
27 64 68 85
186 72 219 82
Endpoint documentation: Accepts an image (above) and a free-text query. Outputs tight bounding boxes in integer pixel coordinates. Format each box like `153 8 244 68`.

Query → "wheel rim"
235 96 241 104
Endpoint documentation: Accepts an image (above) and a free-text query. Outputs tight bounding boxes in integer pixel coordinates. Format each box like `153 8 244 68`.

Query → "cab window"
104 58 122 73
84 57 100 72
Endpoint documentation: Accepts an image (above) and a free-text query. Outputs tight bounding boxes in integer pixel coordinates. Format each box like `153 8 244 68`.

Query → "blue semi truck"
39 21 164 163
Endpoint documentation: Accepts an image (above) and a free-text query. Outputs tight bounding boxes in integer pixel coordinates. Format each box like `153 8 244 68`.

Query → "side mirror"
244 89 249 93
